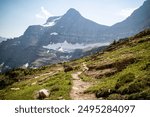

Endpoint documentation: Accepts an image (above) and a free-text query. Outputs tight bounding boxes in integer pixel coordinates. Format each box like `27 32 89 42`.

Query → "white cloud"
36 6 53 19
118 8 137 18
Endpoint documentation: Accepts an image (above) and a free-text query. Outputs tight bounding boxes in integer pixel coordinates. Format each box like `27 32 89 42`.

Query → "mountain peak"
67 8 79 12
65 8 81 16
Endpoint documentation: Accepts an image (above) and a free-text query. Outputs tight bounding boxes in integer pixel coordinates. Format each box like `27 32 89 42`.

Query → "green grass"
0 71 72 100
79 73 94 82
84 34 150 99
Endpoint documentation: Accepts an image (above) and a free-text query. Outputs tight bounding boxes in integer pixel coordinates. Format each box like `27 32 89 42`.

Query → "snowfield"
43 40 109 52
42 17 61 27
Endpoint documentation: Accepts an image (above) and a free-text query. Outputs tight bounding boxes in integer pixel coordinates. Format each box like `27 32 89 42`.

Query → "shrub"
128 89 150 100
63 64 73 72
107 94 125 100
121 79 147 94
144 77 150 86
133 29 150 38
115 73 135 89
0 80 6 89
0 78 15 89
8 71 21 78
127 81 142 93
140 62 150 71
139 89 150 99
112 40 117 45
95 88 114 98
50 85 60 92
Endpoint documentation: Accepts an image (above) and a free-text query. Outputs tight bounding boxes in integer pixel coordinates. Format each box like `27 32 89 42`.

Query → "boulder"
35 89 50 99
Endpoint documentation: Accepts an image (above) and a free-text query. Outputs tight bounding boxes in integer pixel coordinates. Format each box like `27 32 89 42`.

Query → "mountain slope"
0 29 149 100
21 8 109 46
79 29 150 100
109 0 150 39
0 8 109 72
48 8 108 43
0 37 7 43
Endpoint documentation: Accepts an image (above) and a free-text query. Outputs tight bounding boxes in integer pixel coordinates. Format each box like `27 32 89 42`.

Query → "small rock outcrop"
35 89 50 100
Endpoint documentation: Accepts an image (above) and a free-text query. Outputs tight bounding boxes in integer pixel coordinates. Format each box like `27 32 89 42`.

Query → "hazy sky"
0 0 145 38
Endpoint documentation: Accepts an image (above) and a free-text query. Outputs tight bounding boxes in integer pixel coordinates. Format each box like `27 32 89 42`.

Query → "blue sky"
0 0 145 38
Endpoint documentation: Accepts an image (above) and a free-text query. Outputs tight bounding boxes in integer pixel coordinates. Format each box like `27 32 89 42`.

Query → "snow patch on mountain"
42 21 55 27
50 32 58 35
42 17 61 27
0 62 4 67
46 50 50 53
57 47 64 52
23 63 29 68
43 40 109 52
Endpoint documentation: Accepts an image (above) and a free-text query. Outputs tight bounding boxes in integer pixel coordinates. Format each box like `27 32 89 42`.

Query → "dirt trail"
31 66 64 85
34 72 54 79
70 69 96 100
34 66 63 79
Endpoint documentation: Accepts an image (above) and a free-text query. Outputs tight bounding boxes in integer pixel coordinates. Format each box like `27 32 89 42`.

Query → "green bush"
107 94 125 100
126 81 144 94
140 62 150 71
63 64 73 72
95 88 114 98
134 29 150 38
50 85 60 92
117 74 150 95
0 80 6 89
115 73 135 89
128 89 150 100
144 77 150 86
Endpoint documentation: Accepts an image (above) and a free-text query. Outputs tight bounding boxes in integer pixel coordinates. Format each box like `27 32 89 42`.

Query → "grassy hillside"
0 64 72 100
0 29 150 100
80 29 150 99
